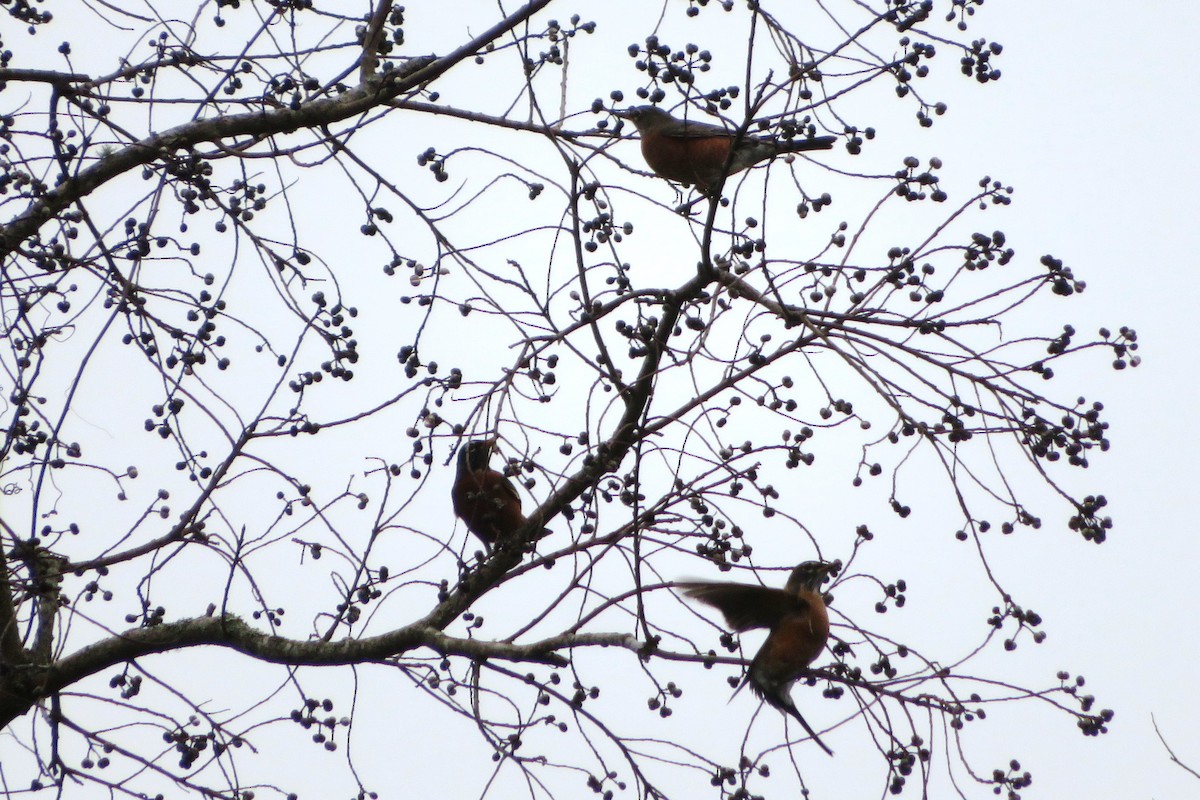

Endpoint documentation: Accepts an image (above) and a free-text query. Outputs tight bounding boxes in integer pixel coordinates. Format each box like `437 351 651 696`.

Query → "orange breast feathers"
755 589 830 684
452 468 525 543
638 131 735 192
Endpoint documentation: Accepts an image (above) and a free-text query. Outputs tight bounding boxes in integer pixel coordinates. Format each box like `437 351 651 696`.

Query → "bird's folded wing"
498 475 521 502
665 117 737 139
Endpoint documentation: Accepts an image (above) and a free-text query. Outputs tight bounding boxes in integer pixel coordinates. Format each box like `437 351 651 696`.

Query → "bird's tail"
779 135 837 153
491 521 552 555
727 671 752 703
754 684 835 756
776 697 834 756
514 513 553 541
527 523 552 540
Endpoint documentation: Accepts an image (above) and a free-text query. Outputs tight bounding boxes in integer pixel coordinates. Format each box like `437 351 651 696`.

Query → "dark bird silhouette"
452 438 547 548
613 105 836 193
678 561 837 755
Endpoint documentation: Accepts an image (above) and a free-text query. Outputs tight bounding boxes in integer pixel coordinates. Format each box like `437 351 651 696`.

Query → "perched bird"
452 438 546 548
678 561 837 755
613 105 837 193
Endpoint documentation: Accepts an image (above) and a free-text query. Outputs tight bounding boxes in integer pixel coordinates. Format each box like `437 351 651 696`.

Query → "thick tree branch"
358 1 395 83
0 68 91 86
0 0 554 259
0 542 26 666
416 271 715 630
0 613 651 728
0 611 608 726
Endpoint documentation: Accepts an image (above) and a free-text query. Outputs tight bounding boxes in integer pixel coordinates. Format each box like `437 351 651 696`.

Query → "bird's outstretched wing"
676 582 808 631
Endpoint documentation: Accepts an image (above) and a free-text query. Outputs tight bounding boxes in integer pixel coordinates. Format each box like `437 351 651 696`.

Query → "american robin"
452 438 546 548
613 105 837 193
677 560 837 755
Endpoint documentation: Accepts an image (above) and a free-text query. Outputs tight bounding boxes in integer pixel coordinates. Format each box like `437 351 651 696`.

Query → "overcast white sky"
929 3 1200 797
3 1 1198 798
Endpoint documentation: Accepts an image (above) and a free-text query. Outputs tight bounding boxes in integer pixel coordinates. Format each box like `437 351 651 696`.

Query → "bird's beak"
611 108 630 119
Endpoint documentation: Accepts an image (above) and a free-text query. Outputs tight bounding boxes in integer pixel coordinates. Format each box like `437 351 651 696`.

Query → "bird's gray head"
612 105 674 132
784 560 837 594
457 437 497 473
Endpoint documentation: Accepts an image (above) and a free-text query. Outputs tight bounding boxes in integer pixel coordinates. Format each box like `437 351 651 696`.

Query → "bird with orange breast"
613 105 836 194
452 438 549 550
677 560 837 755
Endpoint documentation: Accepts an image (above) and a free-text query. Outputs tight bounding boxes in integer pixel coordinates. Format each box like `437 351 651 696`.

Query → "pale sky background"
3 1 1199 799
881 3 1200 797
